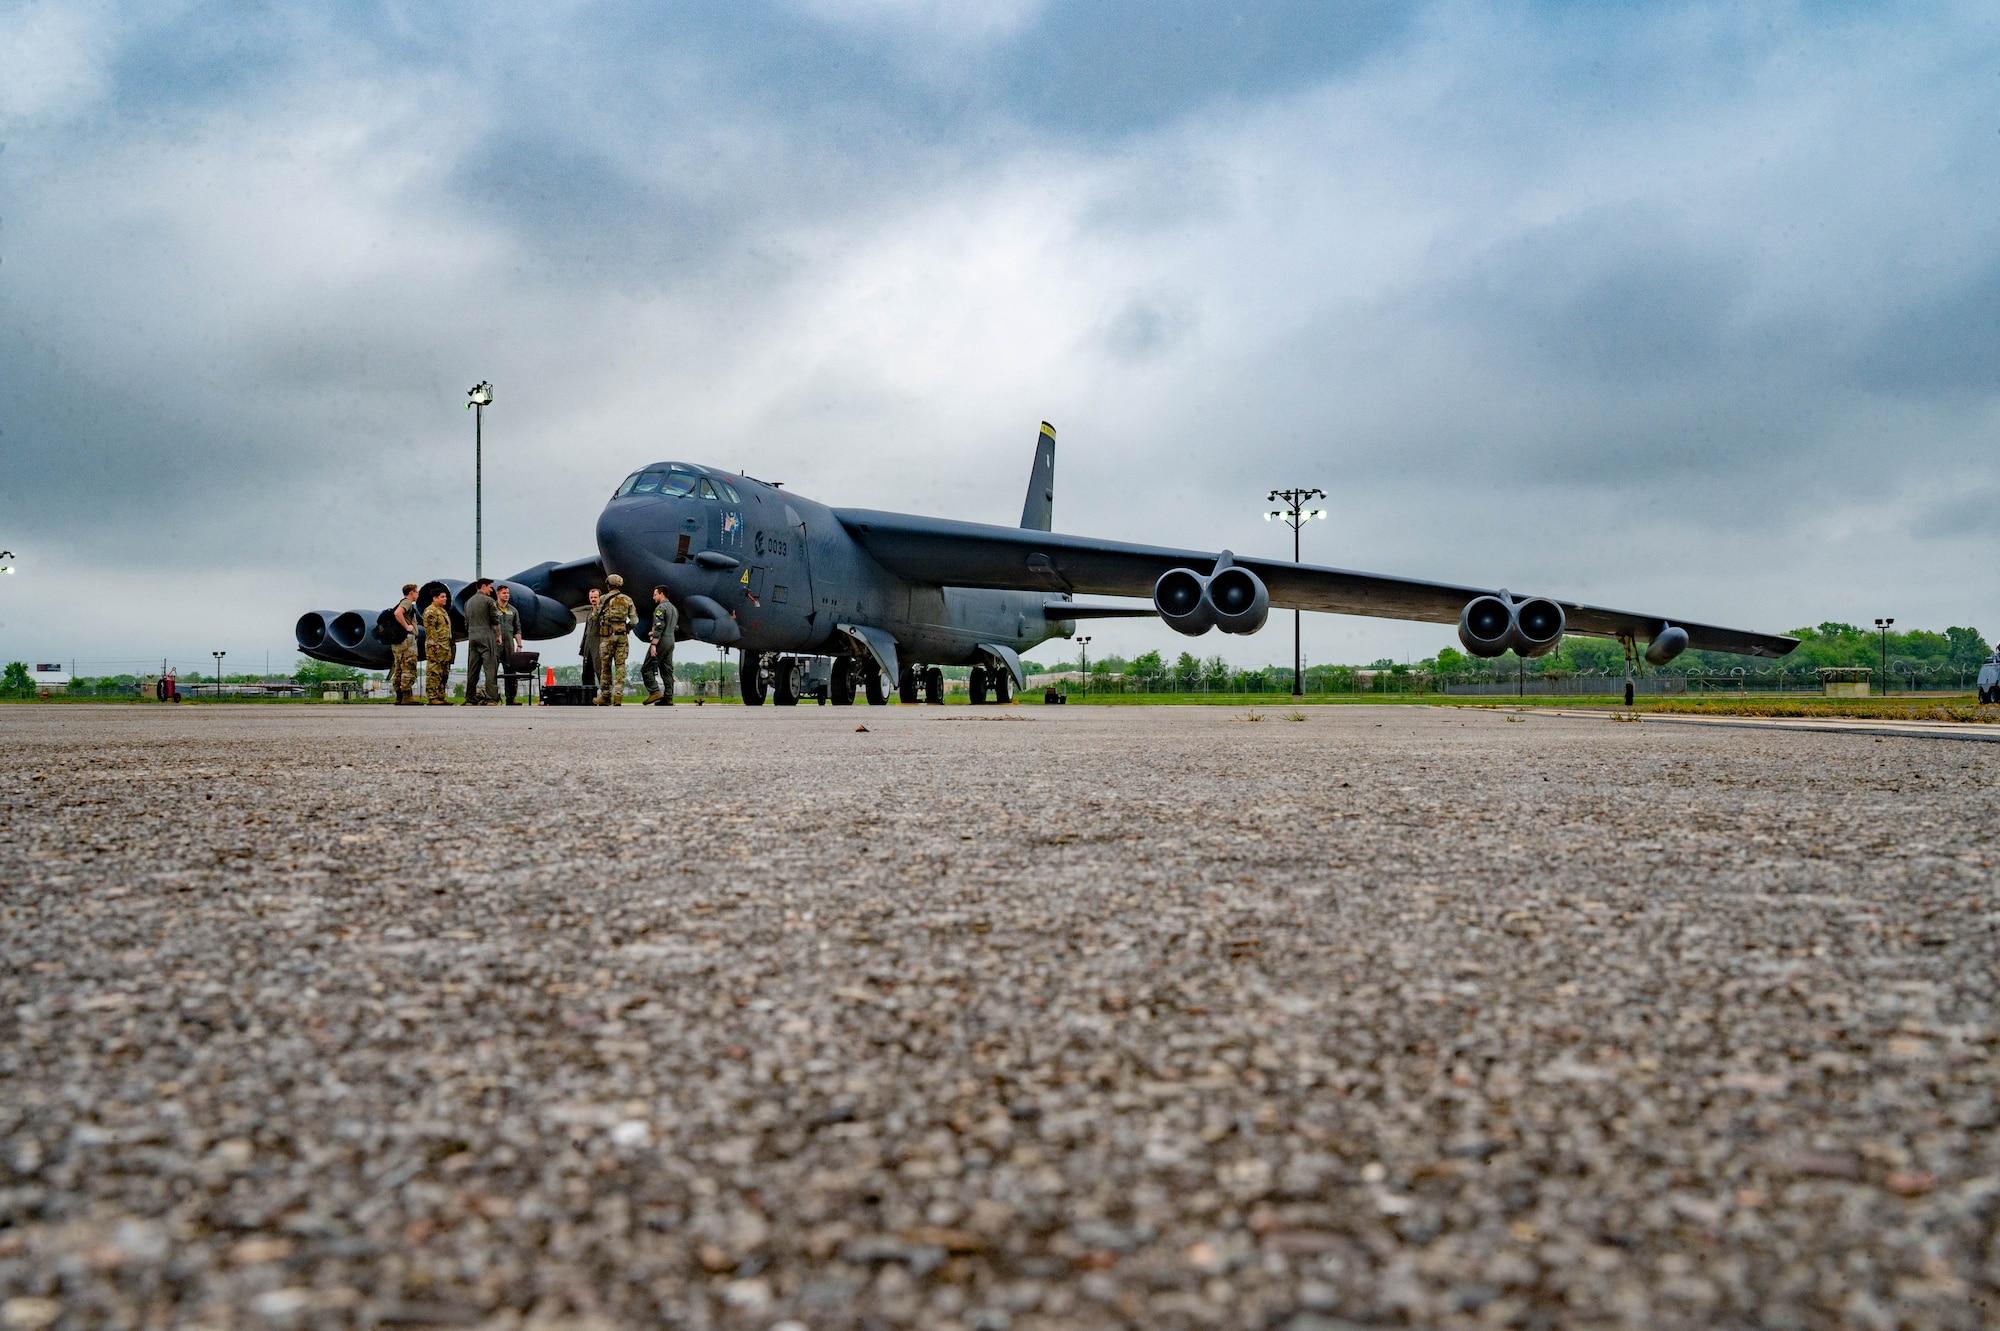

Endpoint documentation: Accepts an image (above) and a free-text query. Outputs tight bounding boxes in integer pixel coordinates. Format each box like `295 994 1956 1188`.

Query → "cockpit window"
618 465 704 499
719 480 742 503
697 478 719 500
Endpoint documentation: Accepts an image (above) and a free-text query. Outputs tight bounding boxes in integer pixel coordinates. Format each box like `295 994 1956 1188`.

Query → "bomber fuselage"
593 461 1069 667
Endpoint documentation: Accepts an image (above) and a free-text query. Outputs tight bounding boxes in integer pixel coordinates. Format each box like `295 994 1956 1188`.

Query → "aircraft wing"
511 555 606 611
833 509 1796 658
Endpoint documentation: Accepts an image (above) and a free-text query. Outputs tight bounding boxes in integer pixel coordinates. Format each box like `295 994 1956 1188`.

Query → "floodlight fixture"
1265 486 1327 696
466 381 494 577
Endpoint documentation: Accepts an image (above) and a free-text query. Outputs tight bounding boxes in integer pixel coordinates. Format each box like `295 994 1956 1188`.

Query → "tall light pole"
1266 488 1327 697
1874 617 1894 696
212 651 226 691
1077 635 1092 700
467 382 494 579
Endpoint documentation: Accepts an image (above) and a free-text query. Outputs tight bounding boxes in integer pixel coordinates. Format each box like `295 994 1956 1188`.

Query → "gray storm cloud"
0 0 1995 673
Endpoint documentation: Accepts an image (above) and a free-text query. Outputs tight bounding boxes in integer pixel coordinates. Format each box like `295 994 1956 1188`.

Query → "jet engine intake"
1153 568 1213 636
1509 597 1565 658
1457 593 1565 658
1644 625 1689 665
1457 595 1514 658
296 611 338 653
329 610 380 652
1207 566 1269 635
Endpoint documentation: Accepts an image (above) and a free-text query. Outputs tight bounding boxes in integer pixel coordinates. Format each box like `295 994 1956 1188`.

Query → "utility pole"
1266 488 1327 697
467 382 494 579
1874 617 1894 696
1077 636 1092 701
212 651 226 691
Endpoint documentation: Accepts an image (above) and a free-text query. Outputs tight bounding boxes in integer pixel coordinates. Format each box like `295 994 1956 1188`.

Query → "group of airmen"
384 574 678 706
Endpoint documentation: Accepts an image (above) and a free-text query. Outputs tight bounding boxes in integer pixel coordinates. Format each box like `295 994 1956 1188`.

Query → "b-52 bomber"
296 423 1796 703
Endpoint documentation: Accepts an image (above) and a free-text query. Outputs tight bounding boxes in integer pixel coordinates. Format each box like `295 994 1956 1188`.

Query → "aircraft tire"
992 670 1012 705
831 658 855 705
774 656 801 706
969 665 989 705
899 665 919 704
924 666 944 705
864 665 888 706
742 653 767 706
1624 681 1634 707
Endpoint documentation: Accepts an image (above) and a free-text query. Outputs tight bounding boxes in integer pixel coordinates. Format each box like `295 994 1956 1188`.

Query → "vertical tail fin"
1020 422 1056 531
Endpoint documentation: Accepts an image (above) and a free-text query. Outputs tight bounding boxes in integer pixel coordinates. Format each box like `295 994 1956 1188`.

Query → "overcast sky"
3 0 1997 675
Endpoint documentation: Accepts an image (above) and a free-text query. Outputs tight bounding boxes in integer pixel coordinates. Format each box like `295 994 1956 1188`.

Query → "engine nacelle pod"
295 611 338 653
1507 597 1565 658
1208 566 1269 635
330 610 379 652
1644 625 1689 665
1457 595 1513 658
495 580 582 640
1153 568 1214 636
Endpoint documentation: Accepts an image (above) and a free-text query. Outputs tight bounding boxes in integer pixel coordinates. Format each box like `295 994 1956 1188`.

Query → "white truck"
1980 653 2000 704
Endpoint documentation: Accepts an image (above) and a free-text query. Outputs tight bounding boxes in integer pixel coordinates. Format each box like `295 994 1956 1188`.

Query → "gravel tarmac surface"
2 702 1996 1331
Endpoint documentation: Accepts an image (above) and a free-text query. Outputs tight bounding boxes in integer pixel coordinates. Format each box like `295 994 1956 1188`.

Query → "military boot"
643 692 663 705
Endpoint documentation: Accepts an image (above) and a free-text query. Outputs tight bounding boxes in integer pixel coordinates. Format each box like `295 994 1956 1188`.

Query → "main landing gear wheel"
923 666 945 705
899 665 919 705
1624 681 1634 707
773 656 802 707
832 658 856 705
969 665 990 705
864 663 888 706
741 653 767 706
991 668 1012 705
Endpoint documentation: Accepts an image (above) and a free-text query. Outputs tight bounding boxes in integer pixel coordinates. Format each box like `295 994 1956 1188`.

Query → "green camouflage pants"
425 647 454 703
596 636 629 703
390 640 418 697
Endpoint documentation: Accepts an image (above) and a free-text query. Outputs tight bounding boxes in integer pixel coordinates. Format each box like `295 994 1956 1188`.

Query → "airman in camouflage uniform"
595 575 637 705
422 591 456 705
390 583 420 704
